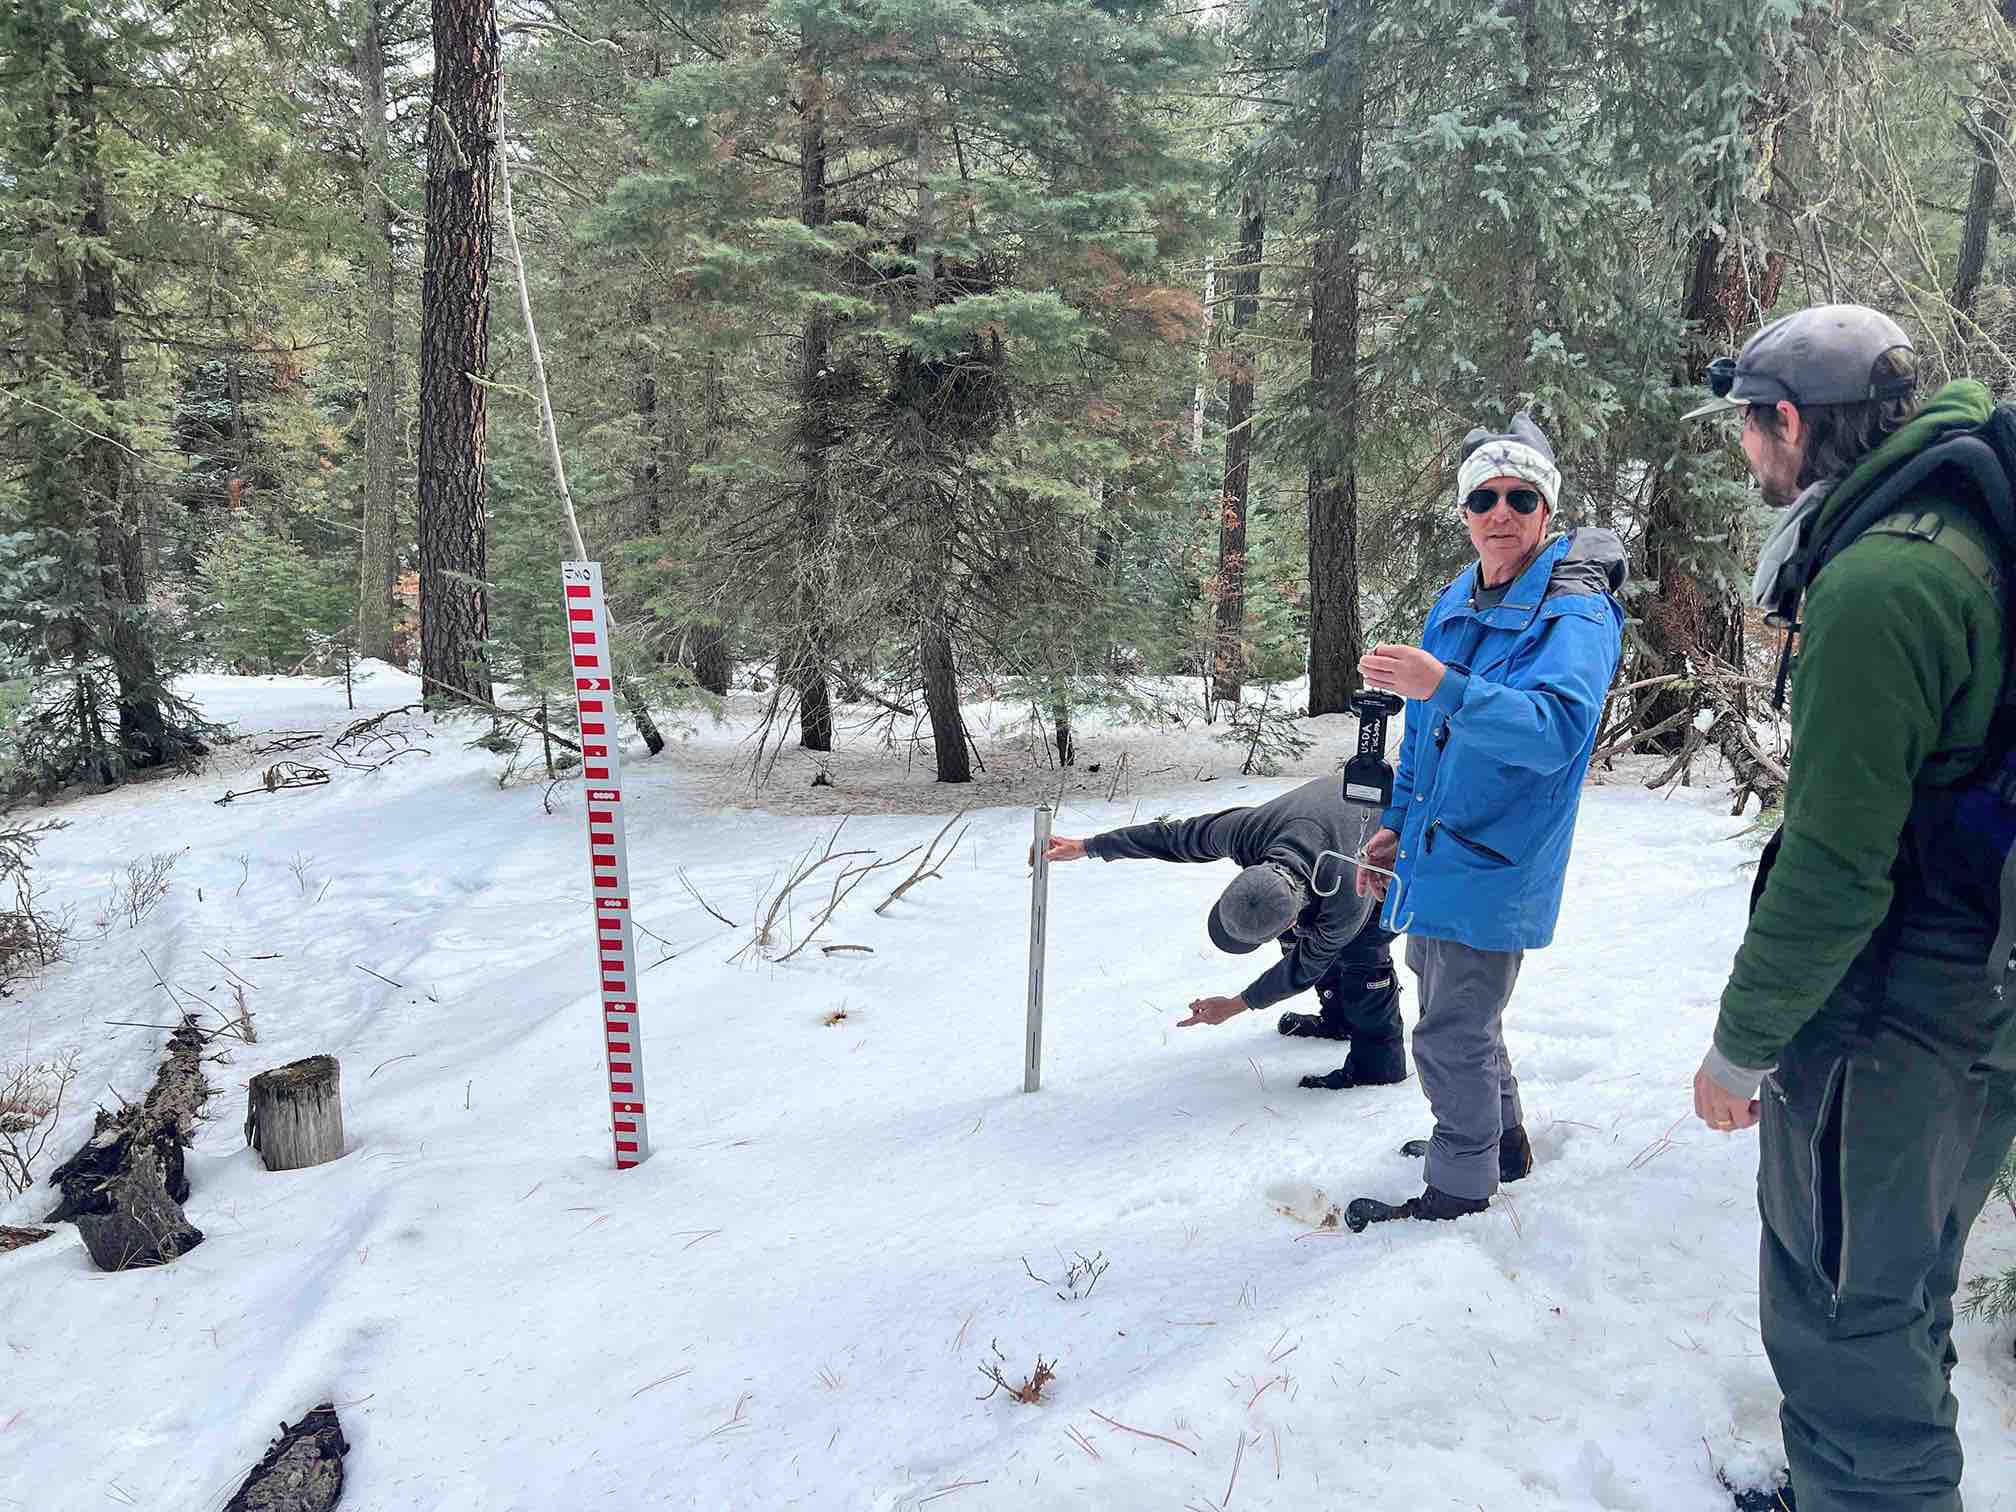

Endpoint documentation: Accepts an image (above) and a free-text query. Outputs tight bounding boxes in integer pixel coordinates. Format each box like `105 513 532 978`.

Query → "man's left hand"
1693 1058 1761 1133
1360 644 1447 701
1177 995 1248 1028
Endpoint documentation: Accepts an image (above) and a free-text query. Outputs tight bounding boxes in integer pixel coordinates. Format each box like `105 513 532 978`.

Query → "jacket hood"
1817 379 1995 534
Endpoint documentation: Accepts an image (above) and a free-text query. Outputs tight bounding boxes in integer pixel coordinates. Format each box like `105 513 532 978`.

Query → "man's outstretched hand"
1178 995 1248 1027
1031 833 1088 866
1357 828 1398 900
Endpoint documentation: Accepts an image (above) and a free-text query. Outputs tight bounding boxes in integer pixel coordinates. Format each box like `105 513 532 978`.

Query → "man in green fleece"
1689 304 2016 1511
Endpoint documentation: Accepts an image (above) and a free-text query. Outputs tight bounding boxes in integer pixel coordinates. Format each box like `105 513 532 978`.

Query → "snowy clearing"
4 668 2014 1512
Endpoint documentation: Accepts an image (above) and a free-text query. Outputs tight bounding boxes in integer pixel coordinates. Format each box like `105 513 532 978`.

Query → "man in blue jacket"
1342 413 1625 1229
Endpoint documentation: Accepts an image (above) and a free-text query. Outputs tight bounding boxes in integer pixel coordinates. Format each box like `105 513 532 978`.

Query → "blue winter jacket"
1377 529 1626 952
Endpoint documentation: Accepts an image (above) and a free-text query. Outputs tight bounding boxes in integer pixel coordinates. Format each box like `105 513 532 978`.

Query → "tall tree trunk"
1306 0 1366 717
635 299 662 537
1634 45 1806 748
1214 178 1264 708
356 0 400 664
903 109 970 783
920 608 969 782
82 186 167 770
1497 0 1546 410
691 352 732 694
1954 9 2014 321
791 38 835 752
416 0 498 707
62 58 173 771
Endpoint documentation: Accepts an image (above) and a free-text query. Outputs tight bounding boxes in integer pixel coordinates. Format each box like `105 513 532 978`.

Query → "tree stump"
246 1057 344 1172
224 1402 348 1512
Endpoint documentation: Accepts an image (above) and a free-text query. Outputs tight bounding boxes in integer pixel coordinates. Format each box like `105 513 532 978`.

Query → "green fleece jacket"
1715 380 2007 1071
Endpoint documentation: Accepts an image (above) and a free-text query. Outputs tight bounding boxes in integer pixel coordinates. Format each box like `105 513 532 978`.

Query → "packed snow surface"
5 666 2013 1511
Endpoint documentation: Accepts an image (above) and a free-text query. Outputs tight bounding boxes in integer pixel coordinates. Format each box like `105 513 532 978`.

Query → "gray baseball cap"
1207 863 1304 955
1683 303 1916 420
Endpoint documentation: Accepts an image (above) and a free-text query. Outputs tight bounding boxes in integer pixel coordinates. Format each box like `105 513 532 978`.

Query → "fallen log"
224 1402 349 1512
46 1013 211 1223
75 1146 203 1269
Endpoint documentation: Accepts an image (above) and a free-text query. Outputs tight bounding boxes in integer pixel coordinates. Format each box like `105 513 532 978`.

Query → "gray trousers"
1406 934 1524 1200
1759 971 2016 1512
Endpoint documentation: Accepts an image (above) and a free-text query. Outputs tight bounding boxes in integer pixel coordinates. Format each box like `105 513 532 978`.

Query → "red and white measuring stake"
562 562 650 1169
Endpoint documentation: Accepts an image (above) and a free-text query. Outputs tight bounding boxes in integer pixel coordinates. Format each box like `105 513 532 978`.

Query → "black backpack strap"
1807 432 2014 584
1861 510 2005 597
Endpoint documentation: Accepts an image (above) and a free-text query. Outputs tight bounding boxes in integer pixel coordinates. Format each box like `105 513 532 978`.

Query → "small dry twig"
1088 1408 1197 1455
976 1340 1056 1405
215 762 331 806
874 811 970 915
677 868 739 928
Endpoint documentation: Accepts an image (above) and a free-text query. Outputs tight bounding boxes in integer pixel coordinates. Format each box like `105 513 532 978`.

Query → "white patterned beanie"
1456 411 1561 510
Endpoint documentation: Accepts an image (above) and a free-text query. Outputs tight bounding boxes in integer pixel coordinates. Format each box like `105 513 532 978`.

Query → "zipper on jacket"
1427 821 1514 867
1808 1058 1850 1319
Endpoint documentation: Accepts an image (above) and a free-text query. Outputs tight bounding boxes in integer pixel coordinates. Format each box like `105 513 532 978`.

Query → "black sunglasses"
1707 354 1805 405
1463 486 1543 515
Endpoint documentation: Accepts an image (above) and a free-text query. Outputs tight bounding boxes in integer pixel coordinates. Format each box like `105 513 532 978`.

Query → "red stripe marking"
568 607 593 621
581 722 607 736
598 918 621 932
583 744 608 759
586 766 609 780
590 830 614 845
614 1120 637 1133
595 897 629 911
571 631 596 646
615 1141 639 1154
573 655 600 668
588 808 612 822
612 1101 643 1113
586 790 619 803
609 1062 632 1075
591 852 616 867
576 677 611 691
566 585 591 598
578 699 605 713
612 1082 634 1094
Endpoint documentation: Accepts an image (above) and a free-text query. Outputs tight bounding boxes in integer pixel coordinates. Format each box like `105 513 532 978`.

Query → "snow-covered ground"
4 667 2014 1511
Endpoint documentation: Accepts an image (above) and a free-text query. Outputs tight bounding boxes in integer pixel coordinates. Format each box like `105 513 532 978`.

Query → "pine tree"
417 0 500 707
599 0 1217 778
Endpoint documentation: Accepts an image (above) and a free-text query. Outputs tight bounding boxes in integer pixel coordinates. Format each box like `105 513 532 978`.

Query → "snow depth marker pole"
1024 804 1052 1093
563 561 650 1169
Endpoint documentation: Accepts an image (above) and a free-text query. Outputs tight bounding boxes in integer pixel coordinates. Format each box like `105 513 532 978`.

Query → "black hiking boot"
1277 1011 1352 1041
1398 1124 1533 1184
1299 1039 1407 1092
1342 1184 1488 1232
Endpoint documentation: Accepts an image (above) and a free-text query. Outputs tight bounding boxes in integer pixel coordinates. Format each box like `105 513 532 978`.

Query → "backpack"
1783 402 2016 991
